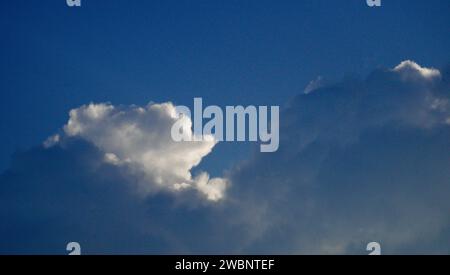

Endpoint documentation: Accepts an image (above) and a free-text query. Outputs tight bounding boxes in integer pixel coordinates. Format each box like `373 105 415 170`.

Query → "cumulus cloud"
1 60 449 254
225 60 450 254
48 102 228 202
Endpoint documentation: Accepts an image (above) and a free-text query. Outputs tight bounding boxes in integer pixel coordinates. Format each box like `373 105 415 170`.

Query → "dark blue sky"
1 0 449 170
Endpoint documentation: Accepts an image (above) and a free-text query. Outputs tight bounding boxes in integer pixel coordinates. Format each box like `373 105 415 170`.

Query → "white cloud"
393 60 441 80
49 102 228 202
194 172 228 202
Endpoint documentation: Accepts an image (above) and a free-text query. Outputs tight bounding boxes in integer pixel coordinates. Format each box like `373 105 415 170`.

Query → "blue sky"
0 0 449 254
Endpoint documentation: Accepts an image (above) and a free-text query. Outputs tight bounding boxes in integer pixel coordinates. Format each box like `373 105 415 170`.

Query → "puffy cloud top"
49 102 227 202
393 60 441 80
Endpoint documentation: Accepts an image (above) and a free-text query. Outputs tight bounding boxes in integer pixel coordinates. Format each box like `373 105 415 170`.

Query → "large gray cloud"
0 60 449 254
225 60 450 254
0 140 227 254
